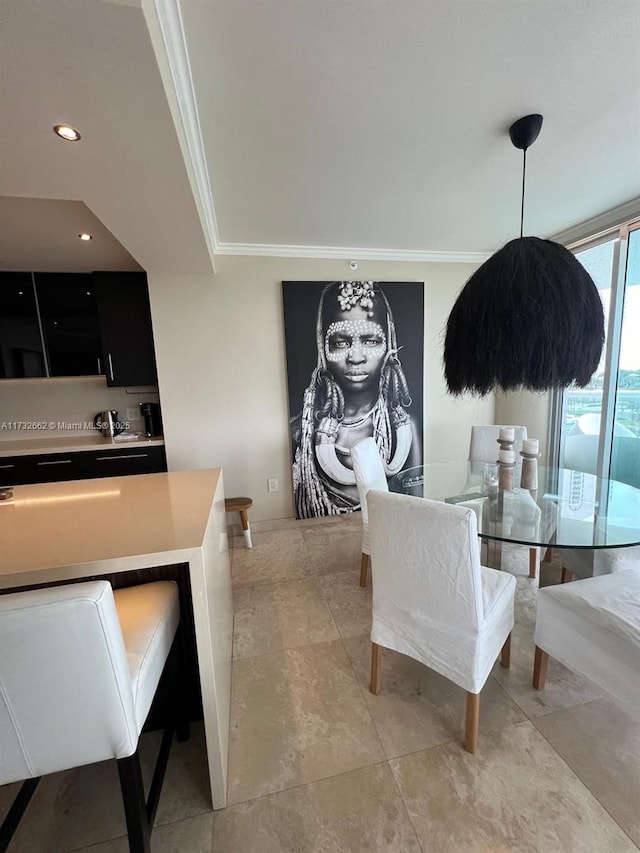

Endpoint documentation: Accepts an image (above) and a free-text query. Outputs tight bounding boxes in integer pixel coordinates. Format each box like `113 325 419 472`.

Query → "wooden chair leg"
560 566 572 584
359 552 369 587
239 510 252 549
528 548 537 579
370 642 382 694
465 692 480 754
532 646 549 690
500 633 511 668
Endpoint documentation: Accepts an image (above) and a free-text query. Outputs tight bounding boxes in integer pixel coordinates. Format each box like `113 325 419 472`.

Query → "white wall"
148 256 494 521
0 376 158 440
495 390 552 464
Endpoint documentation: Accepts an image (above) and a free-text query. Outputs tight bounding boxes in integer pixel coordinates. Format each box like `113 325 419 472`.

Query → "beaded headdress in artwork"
293 281 413 518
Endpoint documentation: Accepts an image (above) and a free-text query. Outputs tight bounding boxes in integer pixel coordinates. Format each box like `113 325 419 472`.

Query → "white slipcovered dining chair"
560 545 640 583
351 437 388 588
367 490 516 753
533 568 640 720
0 580 181 853
468 424 528 465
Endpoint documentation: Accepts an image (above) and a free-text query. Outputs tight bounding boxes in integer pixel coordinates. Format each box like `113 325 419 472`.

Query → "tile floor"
2 513 639 852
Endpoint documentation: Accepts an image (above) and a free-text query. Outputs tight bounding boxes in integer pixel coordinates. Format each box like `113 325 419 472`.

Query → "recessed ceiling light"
79 233 92 241
53 124 81 142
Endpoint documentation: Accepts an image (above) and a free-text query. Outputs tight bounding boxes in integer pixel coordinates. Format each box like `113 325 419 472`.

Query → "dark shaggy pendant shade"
444 236 605 396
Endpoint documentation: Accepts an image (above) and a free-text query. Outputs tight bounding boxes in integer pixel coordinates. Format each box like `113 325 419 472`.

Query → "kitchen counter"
0 469 232 809
0 435 164 457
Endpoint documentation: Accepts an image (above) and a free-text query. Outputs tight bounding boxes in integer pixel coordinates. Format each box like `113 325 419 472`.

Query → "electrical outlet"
126 408 139 422
268 478 279 493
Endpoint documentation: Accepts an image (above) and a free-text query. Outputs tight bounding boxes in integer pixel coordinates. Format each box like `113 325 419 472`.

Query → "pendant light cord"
520 148 527 238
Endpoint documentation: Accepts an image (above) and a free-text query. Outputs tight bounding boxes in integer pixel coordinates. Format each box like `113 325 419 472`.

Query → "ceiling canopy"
1 0 639 269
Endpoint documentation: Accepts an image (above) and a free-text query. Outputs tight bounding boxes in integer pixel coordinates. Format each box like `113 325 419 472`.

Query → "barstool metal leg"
0 777 40 853
117 750 151 853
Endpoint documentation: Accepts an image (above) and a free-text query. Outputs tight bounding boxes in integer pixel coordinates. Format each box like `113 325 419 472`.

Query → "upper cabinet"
94 272 158 387
35 273 102 377
0 272 47 378
0 270 158 386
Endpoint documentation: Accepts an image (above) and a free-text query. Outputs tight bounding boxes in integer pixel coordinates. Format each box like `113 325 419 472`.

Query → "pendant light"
443 114 605 396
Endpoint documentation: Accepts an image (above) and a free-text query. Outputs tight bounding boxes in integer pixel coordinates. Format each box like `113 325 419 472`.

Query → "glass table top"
389 463 640 550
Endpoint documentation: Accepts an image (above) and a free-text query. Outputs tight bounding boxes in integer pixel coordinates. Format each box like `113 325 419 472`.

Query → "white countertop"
0 467 233 810
0 435 165 457
0 469 222 586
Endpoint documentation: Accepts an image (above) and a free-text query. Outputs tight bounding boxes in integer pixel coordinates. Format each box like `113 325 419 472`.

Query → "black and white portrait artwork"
283 280 424 519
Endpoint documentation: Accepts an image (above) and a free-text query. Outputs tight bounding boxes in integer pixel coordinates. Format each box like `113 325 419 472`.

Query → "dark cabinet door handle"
0 463 15 469
37 459 73 466
95 453 149 461
107 352 115 382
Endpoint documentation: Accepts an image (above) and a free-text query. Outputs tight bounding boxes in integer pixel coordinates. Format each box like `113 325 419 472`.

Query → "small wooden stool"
225 497 253 549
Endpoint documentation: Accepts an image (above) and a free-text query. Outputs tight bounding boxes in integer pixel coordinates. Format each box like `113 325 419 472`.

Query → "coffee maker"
140 402 162 437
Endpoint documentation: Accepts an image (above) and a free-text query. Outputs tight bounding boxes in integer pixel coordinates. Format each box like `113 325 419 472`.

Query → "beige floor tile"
303 525 363 576
491 593 602 717
231 528 314 586
317 570 373 638
213 763 420 852
230 519 303 549
232 577 339 659
297 512 361 530
534 698 640 846
343 634 526 759
69 812 214 853
390 720 637 852
227 640 385 804
251 517 301 534
0 725 211 853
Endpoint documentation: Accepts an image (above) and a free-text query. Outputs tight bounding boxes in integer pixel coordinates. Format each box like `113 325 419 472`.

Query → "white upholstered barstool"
351 438 389 588
0 579 181 853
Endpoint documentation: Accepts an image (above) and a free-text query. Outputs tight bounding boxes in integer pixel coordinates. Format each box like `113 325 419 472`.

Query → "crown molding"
552 197 640 247
143 0 220 268
214 242 490 264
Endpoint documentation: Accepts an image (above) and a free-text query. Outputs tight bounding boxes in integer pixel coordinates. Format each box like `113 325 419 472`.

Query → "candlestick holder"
496 438 516 490
520 451 540 490
496 438 515 459
499 460 515 490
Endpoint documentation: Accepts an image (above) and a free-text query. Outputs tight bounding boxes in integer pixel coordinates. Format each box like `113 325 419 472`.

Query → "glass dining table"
389 462 640 570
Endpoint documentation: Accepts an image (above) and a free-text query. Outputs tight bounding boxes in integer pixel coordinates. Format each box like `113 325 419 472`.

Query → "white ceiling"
1 0 639 269
0 197 141 272
0 0 211 275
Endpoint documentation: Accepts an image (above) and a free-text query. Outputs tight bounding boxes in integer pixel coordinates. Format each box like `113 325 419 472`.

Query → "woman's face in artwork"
324 303 387 395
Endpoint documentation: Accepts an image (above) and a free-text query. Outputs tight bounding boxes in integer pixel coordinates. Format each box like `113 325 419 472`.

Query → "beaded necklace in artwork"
341 401 380 429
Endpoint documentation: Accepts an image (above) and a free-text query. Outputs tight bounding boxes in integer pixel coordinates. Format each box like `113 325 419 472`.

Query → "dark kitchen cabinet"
35 273 102 377
0 454 33 486
0 272 47 378
0 445 166 486
94 272 158 387
0 452 81 486
77 445 166 478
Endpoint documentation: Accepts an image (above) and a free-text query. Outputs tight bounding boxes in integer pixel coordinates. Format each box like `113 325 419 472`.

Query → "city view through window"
561 228 640 487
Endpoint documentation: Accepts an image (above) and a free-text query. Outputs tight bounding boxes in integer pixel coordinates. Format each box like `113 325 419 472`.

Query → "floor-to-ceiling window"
557 220 640 486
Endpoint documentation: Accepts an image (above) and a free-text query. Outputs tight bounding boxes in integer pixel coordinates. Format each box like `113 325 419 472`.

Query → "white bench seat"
534 568 640 719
